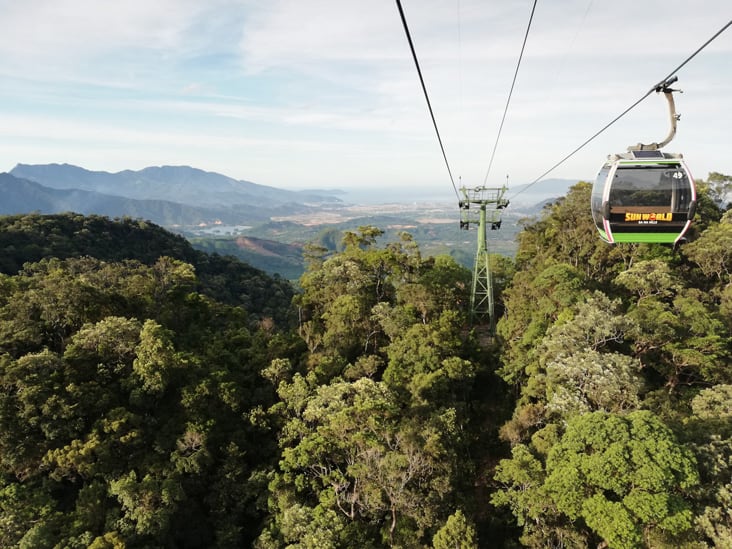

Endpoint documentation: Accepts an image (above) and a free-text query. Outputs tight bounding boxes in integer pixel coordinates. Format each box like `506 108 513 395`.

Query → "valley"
3 163 566 280
184 198 528 280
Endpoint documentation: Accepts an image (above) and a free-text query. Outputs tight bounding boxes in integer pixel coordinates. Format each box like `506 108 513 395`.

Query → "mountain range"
3 164 342 227
0 163 582 279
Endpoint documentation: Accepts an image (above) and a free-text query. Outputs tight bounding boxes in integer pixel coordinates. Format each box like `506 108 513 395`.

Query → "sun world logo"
624 212 673 223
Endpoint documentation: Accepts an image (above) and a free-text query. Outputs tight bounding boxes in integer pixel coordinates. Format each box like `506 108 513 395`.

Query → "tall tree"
494 411 699 548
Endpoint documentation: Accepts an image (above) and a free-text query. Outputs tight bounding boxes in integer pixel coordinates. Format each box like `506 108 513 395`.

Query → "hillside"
0 213 294 325
189 235 306 281
186 210 522 280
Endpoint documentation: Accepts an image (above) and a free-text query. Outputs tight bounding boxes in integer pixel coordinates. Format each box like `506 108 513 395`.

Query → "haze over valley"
2 162 577 279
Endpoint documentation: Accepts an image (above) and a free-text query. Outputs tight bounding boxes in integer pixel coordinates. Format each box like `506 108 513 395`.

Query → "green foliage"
685 385 732 547
383 310 474 406
684 209 732 283
133 319 180 393
109 471 185 538
492 444 584 547
514 182 634 282
686 172 730 237
545 411 699 548
0 212 295 326
262 228 482 547
296 226 470 376
0 229 284 546
494 411 700 548
622 282 730 389
5 176 732 549
545 350 643 417
432 510 479 549
497 262 590 390
491 175 732 546
615 258 683 300
691 384 732 420
696 484 732 549
532 292 644 418
0 213 195 272
492 445 548 527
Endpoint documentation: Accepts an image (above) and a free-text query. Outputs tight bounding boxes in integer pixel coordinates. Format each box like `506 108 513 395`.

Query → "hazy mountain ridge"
2 162 351 227
2 163 580 279
10 163 342 208
0 172 272 226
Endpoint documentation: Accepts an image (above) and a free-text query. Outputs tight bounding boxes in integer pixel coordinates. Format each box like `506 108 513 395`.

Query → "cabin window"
611 165 690 212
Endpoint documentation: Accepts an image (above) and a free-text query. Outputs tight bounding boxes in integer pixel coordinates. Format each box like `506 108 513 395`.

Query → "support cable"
509 17 732 200
395 0 461 200
483 0 538 186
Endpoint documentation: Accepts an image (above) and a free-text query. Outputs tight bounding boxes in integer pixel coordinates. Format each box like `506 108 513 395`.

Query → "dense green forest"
1 172 731 548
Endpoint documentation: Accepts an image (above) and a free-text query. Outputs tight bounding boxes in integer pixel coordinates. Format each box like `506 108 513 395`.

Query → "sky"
0 0 730 200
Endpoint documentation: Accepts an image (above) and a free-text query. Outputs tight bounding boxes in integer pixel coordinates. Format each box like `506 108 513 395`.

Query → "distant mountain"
0 172 271 225
10 163 341 208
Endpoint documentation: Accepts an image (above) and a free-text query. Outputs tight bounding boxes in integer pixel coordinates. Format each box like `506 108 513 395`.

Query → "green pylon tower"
459 185 509 333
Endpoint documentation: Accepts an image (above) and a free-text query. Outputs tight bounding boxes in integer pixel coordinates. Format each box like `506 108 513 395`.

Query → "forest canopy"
1 171 731 548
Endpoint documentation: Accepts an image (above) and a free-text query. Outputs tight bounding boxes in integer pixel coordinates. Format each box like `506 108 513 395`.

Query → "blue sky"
0 0 730 199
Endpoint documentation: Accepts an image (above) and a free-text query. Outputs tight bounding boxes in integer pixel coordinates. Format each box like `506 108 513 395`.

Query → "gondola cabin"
591 150 696 244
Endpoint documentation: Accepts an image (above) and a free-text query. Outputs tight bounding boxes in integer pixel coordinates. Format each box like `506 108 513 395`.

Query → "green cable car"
591 150 696 244
591 76 696 245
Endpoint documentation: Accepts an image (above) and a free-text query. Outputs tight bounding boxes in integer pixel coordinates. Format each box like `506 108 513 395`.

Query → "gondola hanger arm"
629 76 682 151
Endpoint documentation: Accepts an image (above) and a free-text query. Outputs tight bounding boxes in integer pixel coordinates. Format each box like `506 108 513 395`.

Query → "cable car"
591 150 696 244
591 75 696 244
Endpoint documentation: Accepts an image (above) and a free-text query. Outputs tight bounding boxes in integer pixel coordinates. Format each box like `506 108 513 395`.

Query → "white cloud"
0 111 356 152
0 1 185 58
0 0 247 84
0 0 730 189
239 1 406 70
